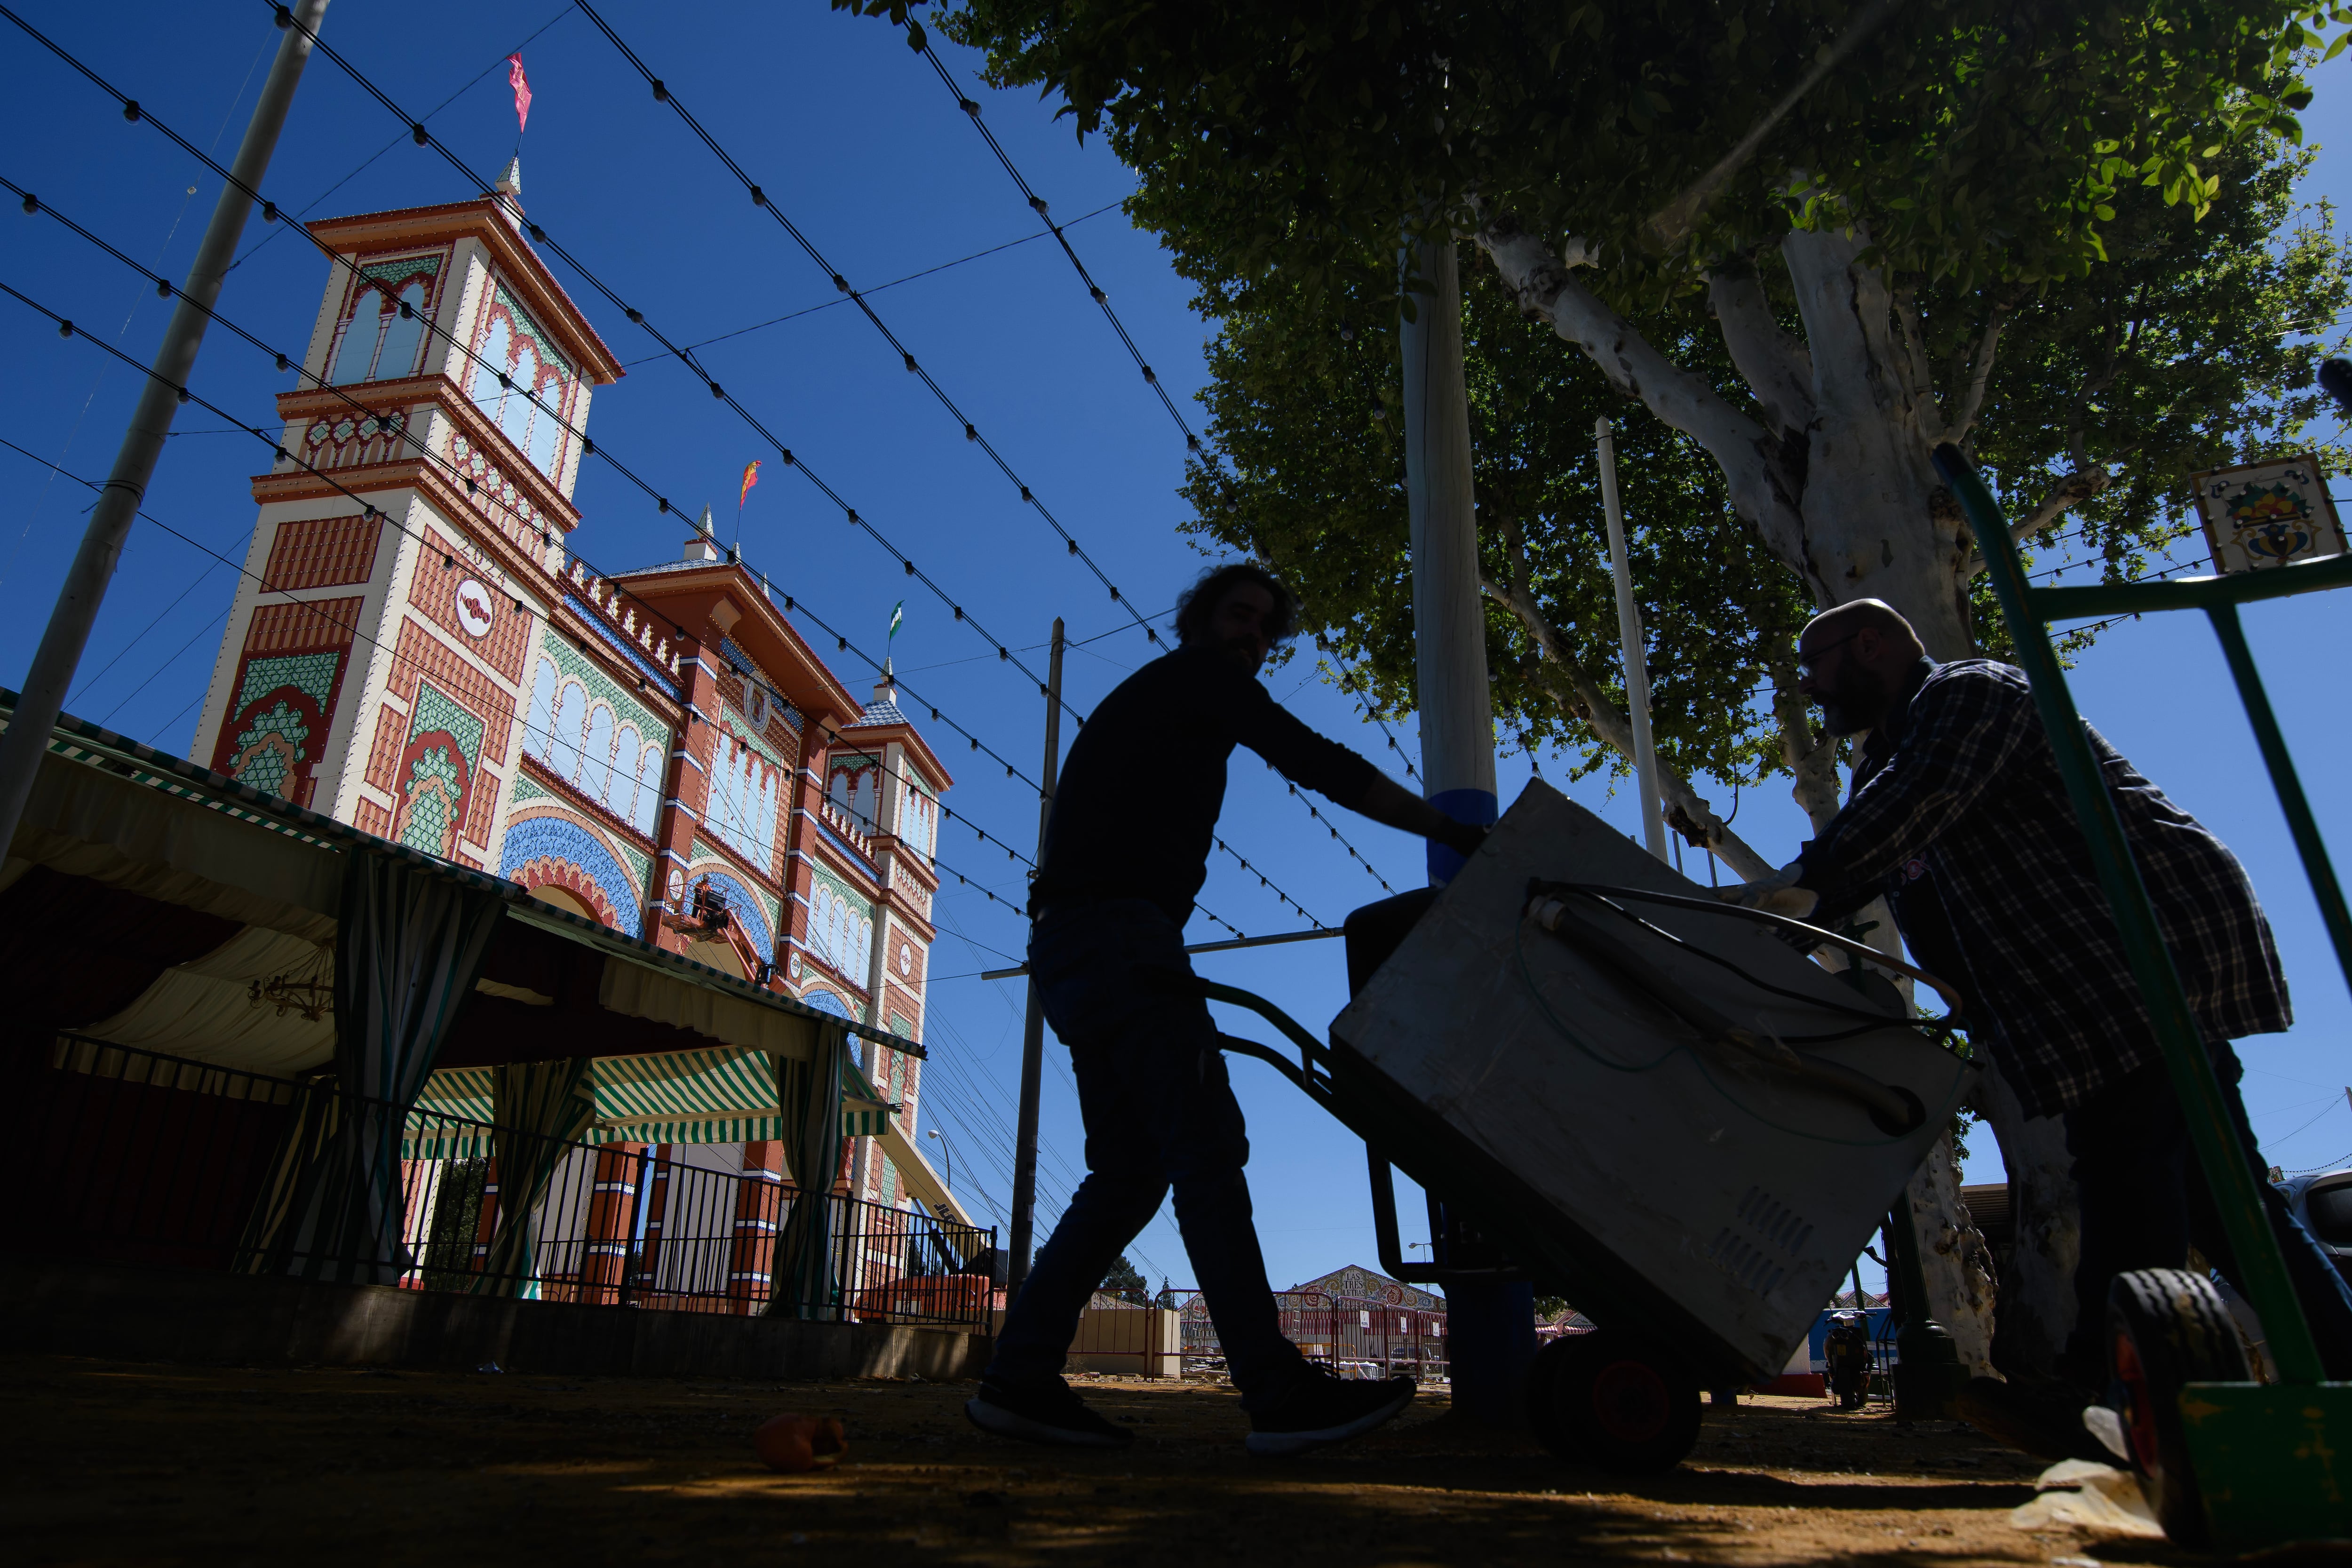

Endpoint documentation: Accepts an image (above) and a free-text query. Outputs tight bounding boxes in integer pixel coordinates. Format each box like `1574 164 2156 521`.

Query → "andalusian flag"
739 459 761 509
888 601 905 642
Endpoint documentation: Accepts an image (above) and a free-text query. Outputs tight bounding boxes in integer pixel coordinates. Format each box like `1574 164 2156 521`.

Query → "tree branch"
1944 297 2017 447
1479 540 1775 879
1473 215 1820 591
1767 657 1844 835
1961 465 2114 574
1708 268 1814 439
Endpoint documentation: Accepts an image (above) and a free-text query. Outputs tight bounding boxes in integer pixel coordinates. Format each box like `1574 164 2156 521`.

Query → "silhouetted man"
1720 598 2352 1456
966 563 1485 1456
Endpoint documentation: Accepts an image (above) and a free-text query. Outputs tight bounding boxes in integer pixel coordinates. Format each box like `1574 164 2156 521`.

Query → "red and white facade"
187 165 954 1219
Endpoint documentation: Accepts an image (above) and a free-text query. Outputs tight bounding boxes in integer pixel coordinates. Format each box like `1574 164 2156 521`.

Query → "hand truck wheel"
1524 1328 1701 1473
2108 1267 2249 1546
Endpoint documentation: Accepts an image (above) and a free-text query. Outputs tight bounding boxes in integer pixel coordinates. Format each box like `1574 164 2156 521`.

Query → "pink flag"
506 54 532 136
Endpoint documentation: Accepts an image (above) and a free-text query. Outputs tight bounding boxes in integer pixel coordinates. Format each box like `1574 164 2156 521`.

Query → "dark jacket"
1031 643 1382 924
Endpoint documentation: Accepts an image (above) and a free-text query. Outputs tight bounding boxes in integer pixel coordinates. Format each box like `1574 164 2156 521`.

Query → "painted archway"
499 813 644 931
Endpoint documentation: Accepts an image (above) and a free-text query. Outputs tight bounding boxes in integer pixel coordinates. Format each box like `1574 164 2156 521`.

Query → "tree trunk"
1972 1063 2082 1378
1472 215 2082 1383
1902 1130 1999 1377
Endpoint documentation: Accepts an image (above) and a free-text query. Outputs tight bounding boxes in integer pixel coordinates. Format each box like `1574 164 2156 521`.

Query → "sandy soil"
0 1355 2198 1566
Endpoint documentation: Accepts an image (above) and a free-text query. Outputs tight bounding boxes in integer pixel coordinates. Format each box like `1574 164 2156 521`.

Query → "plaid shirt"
1796 658 2290 1118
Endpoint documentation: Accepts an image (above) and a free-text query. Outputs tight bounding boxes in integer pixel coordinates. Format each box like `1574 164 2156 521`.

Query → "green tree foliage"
1101 1252 1150 1306
914 0 2339 309
1180 132 2346 801
1183 260 1810 804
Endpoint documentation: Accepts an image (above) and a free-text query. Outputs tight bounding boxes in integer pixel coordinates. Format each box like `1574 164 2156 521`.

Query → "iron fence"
18 1033 994 1329
1169 1289 1449 1382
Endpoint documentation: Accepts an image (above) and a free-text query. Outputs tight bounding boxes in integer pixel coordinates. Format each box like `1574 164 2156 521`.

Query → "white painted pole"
1595 417 1669 862
1399 236 1495 858
0 0 331 847
1400 232 1527 1428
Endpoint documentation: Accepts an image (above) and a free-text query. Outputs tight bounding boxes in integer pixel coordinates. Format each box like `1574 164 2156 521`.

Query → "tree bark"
1903 1130 2000 1376
1972 1064 2082 1378
1471 215 2087 1384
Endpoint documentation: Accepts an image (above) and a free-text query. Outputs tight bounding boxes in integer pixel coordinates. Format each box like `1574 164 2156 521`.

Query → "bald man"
1719 600 2352 1457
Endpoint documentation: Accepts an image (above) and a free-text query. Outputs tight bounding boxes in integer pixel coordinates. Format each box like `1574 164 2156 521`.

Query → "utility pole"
1399 233 1531 1426
1005 617 1065 1299
0 0 331 850
1595 418 1668 862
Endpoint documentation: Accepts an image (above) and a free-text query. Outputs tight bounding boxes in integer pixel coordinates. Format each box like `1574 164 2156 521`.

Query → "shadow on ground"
0 1356 2206 1565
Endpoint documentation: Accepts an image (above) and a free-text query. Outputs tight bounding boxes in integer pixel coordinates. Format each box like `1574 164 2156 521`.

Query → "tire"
2108 1267 2249 1547
1524 1329 1702 1473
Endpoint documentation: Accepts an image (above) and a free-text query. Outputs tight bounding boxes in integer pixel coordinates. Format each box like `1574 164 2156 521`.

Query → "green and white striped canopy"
413 1046 891 1151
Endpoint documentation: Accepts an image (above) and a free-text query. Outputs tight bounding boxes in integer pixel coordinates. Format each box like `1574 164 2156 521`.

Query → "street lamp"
925 1126 954 1191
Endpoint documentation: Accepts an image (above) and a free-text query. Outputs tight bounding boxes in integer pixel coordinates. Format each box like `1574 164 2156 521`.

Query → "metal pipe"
1935 442 2326 1385
1596 418 1668 861
1005 617 1065 1299
2205 602 2352 1003
0 0 331 852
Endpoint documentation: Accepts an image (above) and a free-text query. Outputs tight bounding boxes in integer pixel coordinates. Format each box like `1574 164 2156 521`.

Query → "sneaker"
1245 1364 1415 1457
964 1377 1135 1449
1955 1376 2108 1462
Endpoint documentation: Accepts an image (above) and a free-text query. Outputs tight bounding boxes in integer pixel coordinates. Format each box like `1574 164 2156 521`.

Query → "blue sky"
3 2 2347 1299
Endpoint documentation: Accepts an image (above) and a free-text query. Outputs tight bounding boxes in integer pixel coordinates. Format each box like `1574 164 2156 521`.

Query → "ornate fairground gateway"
10 163 980 1322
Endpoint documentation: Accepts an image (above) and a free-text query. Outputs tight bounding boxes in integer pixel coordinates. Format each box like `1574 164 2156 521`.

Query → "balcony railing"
20 1033 994 1329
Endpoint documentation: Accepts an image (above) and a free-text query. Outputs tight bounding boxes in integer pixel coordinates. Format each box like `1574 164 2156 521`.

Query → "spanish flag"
739 459 761 509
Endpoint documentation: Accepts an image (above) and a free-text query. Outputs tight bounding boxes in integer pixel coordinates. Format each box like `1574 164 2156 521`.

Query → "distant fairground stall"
8 703 992 1329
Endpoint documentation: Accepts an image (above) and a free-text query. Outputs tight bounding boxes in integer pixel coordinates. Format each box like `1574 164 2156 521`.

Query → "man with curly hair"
967 562 1487 1457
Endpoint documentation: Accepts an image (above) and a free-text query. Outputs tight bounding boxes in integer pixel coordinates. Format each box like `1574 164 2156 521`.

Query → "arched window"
375 279 427 379
466 286 575 481
469 318 512 410
499 339 540 455
330 291 381 384
581 703 616 805
608 723 639 818
632 741 663 835
524 657 557 763
550 681 585 784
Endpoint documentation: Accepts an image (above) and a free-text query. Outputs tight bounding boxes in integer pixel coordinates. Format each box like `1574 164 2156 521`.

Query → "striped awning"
413 1046 891 1150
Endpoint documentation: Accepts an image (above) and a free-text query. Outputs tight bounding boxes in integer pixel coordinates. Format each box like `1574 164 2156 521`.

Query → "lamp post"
925 1126 954 1193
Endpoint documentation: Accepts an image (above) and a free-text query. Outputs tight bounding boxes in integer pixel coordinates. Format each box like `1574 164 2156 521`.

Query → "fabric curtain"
242 852 504 1282
471 1057 597 1295
767 1020 849 1318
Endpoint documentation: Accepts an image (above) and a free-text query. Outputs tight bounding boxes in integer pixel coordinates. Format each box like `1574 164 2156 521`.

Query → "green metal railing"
1933 444 2341 1386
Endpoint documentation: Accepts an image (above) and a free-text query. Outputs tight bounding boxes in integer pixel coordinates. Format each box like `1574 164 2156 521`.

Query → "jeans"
2061 1041 2352 1385
985 898 1306 1405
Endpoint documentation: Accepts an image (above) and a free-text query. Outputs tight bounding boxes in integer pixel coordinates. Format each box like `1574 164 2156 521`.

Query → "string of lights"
0 415 1041 926
1 199 1090 915
9 4 1319 934
558 3 1358 918
0 64 1063 843
280 0 1332 929
903 29 1413 880
4 187 1259 931
229 3 1076 709
571 0 1160 647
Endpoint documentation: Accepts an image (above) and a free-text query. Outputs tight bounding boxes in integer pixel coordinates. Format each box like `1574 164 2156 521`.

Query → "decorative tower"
183 170 966 1225
191 159 623 865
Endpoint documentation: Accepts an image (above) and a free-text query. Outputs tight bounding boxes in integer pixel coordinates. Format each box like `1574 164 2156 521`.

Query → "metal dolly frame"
1937 442 2349 1549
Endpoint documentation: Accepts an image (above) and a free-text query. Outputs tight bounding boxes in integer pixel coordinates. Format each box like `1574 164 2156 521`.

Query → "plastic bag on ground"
2008 1458 2165 1538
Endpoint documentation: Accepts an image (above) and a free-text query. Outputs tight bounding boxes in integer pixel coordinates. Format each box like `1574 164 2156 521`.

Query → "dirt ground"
0 1354 2203 1566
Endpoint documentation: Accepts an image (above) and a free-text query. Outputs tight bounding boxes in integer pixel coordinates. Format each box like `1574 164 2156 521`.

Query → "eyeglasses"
1796 628 1864 677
